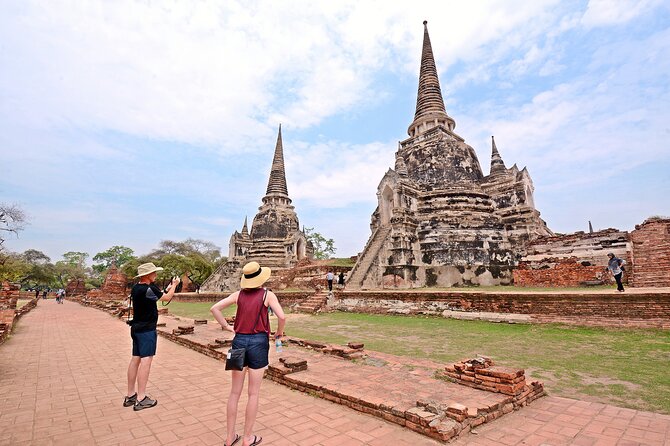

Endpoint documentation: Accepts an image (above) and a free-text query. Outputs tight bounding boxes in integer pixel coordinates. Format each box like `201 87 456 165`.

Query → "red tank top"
233 288 269 335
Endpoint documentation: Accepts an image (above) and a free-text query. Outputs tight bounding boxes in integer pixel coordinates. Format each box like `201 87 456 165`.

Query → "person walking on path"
35 289 40 300
210 261 286 446
42 290 47 300
326 270 334 292
338 272 345 289
606 253 626 292
124 262 179 411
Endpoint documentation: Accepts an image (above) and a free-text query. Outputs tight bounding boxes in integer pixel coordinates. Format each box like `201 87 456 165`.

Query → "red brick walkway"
450 397 670 446
2 301 670 445
0 300 439 445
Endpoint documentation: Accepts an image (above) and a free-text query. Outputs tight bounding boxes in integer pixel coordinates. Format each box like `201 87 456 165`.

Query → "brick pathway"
3 301 670 445
450 397 670 446
0 300 439 445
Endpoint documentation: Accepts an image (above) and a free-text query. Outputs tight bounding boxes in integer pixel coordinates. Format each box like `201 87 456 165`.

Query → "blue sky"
1 0 669 262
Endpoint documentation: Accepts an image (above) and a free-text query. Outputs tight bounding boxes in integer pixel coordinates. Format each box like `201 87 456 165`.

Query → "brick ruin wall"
630 218 670 287
0 285 39 344
334 290 670 329
99 265 128 299
513 229 631 287
66 279 87 296
172 291 314 308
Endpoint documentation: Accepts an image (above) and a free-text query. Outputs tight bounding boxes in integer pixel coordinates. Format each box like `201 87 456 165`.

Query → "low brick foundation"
172 291 314 306
266 353 545 443
335 290 670 328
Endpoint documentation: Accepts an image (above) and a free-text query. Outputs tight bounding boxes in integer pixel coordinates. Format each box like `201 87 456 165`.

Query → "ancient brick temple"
347 22 552 289
201 126 313 291
101 263 128 299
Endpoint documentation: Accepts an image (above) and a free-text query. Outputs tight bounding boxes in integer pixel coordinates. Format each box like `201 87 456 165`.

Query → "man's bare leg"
127 356 140 396
136 356 154 400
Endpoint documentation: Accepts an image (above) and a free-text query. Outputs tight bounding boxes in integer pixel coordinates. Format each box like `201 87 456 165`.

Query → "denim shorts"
131 329 157 358
232 333 269 369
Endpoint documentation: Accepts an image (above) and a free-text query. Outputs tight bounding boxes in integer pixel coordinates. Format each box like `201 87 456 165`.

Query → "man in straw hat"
211 261 286 446
123 262 179 411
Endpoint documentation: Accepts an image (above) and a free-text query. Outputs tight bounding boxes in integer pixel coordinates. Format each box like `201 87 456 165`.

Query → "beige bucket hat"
135 262 164 278
240 261 271 289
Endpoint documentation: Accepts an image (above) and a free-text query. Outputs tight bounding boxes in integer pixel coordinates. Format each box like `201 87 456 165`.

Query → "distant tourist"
124 263 179 411
210 261 286 446
35 289 39 299
606 253 626 292
42 290 47 300
326 271 334 292
338 272 345 289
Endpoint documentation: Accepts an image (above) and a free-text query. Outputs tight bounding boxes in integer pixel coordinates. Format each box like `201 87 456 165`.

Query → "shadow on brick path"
0 300 440 445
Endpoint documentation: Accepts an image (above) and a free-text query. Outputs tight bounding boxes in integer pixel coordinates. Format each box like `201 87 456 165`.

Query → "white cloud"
581 0 664 28
0 0 568 152
459 26 670 191
286 139 396 207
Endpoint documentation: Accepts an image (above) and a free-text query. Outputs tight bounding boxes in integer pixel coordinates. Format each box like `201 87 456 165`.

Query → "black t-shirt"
131 283 162 332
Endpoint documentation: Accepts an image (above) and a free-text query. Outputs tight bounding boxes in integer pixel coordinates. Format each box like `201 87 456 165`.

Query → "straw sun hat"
135 262 164 278
240 261 271 289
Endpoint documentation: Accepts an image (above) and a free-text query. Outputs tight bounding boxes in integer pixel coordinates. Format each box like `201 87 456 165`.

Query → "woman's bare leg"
243 367 265 446
227 369 246 445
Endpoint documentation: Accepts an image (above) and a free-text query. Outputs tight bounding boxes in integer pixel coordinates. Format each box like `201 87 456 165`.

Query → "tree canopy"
93 245 135 273
304 227 336 260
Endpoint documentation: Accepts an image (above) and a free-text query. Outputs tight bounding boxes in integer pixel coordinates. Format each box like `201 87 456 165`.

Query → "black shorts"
232 333 269 369
131 329 157 358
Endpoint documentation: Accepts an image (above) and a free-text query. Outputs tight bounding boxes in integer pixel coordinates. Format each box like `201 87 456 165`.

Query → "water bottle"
275 337 283 353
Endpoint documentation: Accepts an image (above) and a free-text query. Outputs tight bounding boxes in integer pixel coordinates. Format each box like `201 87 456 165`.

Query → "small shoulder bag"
225 288 268 371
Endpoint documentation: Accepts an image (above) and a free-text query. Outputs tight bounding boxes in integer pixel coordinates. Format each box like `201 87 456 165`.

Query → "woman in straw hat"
211 261 285 446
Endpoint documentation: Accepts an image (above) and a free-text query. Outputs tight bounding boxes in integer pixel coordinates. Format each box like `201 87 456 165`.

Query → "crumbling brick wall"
630 218 670 287
513 229 630 287
513 257 613 287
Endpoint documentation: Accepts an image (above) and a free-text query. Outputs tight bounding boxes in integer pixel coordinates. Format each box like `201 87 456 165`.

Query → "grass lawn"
166 301 236 320
417 285 614 292
168 302 670 414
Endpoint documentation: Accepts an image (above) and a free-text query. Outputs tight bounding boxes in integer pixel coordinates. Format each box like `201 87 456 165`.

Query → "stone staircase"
346 226 391 289
294 290 329 314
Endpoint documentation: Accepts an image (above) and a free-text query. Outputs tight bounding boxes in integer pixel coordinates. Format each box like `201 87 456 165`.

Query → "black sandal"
224 434 240 446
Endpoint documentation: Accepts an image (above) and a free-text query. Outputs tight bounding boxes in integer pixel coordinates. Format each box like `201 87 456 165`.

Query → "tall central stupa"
201 125 313 291
347 21 552 289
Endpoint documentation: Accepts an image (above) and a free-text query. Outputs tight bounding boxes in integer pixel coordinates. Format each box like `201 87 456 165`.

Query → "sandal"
224 434 241 446
248 435 262 446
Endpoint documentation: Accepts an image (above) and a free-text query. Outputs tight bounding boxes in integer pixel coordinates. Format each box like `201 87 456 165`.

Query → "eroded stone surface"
348 23 552 290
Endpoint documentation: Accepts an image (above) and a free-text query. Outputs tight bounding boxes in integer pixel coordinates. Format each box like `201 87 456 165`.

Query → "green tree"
21 249 50 265
52 251 89 288
0 252 31 283
93 245 135 273
61 251 89 267
20 249 54 288
150 238 222 264
120 239 223 289
304 227 336 260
